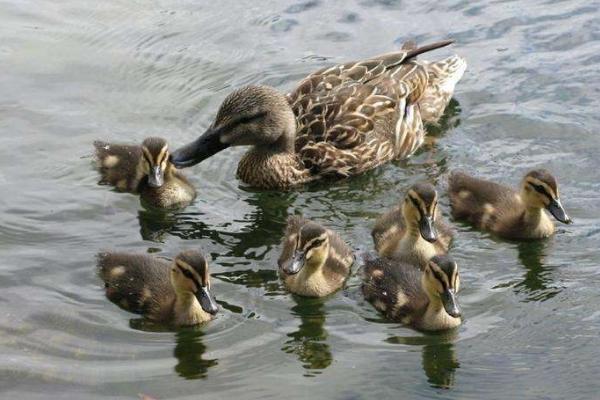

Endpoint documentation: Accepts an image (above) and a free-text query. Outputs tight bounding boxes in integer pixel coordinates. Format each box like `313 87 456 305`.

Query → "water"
1 0 599 398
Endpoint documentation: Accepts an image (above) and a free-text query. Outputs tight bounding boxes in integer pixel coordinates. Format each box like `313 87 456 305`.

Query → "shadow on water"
173 327 219 379
281 297 332 377
138 190 295 259
386 330 459 389
513 239 562 302
213 268 283 296
127 320 219 379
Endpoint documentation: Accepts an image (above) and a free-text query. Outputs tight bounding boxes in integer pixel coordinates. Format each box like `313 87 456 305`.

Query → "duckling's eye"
311 238 326 248
530 183 548 197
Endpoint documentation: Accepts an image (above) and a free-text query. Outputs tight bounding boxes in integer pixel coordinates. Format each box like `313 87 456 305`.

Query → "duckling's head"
141 137 171 188
422 255 461 318
521 169 572 224
170 85 296 168
170 250 218 315
402 182 439 242
282 222 330 275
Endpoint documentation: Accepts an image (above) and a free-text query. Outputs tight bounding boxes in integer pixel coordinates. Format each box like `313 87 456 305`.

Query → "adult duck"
171 40 466 189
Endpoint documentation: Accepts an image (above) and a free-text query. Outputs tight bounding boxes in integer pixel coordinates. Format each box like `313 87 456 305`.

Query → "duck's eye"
311 238 325 248
236 111 267 125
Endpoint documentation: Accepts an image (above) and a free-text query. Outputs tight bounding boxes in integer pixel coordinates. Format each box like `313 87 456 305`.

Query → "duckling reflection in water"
94 137 196 209
448 169 572 240
97 250 218 326
372 182 453 267
278 216 354 297
362 255 461 331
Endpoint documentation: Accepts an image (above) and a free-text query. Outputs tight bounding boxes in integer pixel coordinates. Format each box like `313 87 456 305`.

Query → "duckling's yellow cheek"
110 266 126 278
103 155 119 168
117 179 127 190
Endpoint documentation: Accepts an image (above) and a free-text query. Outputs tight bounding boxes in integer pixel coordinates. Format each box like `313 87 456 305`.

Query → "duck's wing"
287 43 459 178
293 69 428 178
287 40 454 104
419 55 467 123
277 215 308 270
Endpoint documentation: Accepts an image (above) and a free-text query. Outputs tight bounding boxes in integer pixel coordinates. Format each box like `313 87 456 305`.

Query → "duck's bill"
196 286 219 315
547 198 572 224
419 215 438 243
283 250 305 275
147 166 164 188
441 289 461 318
170 127 230 168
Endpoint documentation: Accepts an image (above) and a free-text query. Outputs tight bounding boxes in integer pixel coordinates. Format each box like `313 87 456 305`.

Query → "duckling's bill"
197 285 219 315
547 197 572 224
420 215 438 242
283 250 305 275
441 288 461 318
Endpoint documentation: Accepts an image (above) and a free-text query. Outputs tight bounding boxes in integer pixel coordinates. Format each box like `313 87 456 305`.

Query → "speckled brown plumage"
171 40 466 189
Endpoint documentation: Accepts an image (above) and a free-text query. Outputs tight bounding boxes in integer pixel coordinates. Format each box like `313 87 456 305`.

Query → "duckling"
372 182 453 267
97 250 218 326
362 254 462 331
448 169 572 239
278 216 354 297
170 40 466 189
94 137 196 209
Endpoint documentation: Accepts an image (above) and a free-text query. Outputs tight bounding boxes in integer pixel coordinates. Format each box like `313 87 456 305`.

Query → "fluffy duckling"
278 216 354 297
372 182 453 266
362 255 462 331
94 137 196 209
448 169 572 239
97 250 218 326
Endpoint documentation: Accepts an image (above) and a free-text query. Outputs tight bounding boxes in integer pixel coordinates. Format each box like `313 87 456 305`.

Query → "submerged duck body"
362 254 462 331
448 169 572 240
97 250 218 326
278 216 354 297
171 40 466 189
94 137 196 209
372 182 453 266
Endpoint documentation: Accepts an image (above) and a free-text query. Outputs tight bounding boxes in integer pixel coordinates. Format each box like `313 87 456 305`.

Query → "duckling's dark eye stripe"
529 183 551 199
430 267 448 290
408 195 424 215
177 264 201 289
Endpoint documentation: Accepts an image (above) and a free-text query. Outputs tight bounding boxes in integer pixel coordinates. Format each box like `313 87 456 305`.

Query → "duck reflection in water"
173 327 218 379
137 190 295 259
386 330 459 389
281 297 332 376
514 239 562 302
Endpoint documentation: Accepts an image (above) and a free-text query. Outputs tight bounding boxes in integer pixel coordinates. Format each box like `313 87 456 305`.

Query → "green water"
1 1 599 399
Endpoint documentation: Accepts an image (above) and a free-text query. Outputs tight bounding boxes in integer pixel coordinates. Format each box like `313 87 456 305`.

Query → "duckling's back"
361 255 427 321
93 141 144 192
97 252 175 321
448 171 521 230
